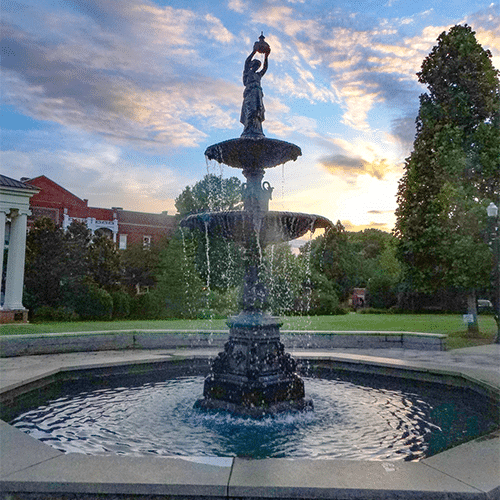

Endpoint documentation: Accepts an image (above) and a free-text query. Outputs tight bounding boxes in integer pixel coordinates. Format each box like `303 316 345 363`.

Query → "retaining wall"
0 330 447 357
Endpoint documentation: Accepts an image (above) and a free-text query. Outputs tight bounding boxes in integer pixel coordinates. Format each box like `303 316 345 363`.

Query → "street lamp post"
486 202 499 344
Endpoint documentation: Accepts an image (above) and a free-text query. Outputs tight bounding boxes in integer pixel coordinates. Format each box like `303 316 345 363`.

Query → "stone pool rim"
1 348 499 499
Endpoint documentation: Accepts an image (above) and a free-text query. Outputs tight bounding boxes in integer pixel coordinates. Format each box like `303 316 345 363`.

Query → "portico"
0 175 39 323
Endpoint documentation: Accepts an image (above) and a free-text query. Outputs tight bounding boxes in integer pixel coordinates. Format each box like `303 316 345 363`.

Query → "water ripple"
10 374 497 461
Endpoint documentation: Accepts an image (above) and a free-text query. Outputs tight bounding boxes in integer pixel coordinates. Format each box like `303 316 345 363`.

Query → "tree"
307 221 353 301
88 232 122 291
121 240 164 294
176 174 245 295
366 243 402 309
24 217 65 309
175 174 243 216
155 231 204 318
394 25 500 332
63 220 92 284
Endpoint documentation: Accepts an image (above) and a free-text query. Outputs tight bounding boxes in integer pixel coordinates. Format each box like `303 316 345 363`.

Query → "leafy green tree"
366 244 402 309
175 174 243 216
63 220 92 284
88 232 122 291
394 25 500 332
24 217 65 309
120 240 164 293
155 231 204 318
176 174 245 295
308 221 373 302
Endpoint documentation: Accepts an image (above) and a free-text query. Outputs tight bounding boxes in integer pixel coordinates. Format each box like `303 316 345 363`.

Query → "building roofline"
0 174 40 191
26 175 86 202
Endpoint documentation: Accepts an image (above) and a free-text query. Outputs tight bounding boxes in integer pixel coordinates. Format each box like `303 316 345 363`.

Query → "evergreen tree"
24 217 65 309
394 25 500 331
88 232 122 291
121 239 164 294
63 220 92 284
176 174 245 295
175 174 243 215
155 231 204 318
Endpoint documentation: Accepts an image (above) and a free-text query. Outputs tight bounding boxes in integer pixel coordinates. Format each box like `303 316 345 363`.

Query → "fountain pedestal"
195 312 312 417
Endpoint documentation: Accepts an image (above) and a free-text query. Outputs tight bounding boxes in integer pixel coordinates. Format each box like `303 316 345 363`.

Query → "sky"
2 0 499 235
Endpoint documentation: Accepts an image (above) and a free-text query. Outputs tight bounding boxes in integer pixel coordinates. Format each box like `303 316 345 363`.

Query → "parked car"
477 299 493 313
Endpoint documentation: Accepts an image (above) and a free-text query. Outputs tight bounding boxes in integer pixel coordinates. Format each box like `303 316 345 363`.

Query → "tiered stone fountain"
181 34 332 417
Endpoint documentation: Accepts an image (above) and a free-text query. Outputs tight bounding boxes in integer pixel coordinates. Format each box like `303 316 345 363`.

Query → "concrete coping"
0 329 448 338
0 330 448 357
0 349 498 499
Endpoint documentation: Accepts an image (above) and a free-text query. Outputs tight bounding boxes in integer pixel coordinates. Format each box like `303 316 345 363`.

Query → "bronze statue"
240 33 270 138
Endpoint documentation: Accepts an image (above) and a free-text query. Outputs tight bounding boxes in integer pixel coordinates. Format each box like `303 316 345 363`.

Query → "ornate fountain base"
195 312 313 417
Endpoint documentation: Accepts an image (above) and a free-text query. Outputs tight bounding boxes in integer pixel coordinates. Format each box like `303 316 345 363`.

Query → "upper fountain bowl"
205 137 301 171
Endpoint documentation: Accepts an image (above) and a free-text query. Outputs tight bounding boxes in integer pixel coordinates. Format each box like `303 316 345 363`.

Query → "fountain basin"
1 349 499 499
180 210 332 246
205 137 301 170
7 369 498 461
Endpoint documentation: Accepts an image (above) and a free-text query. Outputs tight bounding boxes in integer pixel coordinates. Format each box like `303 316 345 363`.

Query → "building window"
143 235 152 249
119 234 127 250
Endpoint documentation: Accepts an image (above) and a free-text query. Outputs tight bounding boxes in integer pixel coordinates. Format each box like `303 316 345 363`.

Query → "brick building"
23 176 177 248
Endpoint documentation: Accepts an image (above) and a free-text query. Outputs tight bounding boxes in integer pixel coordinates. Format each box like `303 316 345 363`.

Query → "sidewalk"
1 344 499 395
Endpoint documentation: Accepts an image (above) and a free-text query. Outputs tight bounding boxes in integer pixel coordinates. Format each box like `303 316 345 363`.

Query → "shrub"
331 306 349 315
197 288 239 319
63 282 113 320
110 290 131 319
80 285 113 320
32 305 79 322
129 292 165 319
358 307 395 315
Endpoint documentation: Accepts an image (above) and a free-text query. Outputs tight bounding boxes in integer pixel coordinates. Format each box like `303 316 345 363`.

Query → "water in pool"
10 372 497 461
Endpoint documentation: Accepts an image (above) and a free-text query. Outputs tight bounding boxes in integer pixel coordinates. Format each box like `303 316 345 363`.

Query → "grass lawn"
0 313 496 350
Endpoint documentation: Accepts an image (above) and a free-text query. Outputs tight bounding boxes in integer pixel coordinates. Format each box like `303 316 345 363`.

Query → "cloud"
0 0 239 150
1 144 192 213
247 1 499 134
318 154 392 180
243 5 428 128
390 113 417 154
228 0 247 14
342 220 392 232
468 4 500 69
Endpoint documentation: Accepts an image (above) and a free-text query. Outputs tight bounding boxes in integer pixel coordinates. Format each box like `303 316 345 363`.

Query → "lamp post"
486 202 499 343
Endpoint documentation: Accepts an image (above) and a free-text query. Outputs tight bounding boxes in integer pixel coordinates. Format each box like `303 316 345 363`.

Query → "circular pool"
10 368 498 462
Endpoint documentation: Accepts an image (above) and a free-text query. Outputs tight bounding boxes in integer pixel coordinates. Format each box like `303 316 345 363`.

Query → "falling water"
179 227 193 318
204 221 211 292
205 155 226 212
301 219 317 333
279 163 284 209
268 244 275 305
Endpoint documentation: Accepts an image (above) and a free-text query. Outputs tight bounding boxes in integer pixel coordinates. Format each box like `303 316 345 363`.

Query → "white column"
112 218 118 243
0 210 6 309
62 210 71 230
3 209 29 310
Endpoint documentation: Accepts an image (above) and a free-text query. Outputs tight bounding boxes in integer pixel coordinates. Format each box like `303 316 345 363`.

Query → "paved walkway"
1 344 499 394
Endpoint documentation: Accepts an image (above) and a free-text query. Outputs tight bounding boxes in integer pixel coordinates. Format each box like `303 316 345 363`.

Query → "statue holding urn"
240 33 271 138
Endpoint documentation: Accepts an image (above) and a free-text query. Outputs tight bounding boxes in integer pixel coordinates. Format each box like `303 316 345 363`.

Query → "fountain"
180 34 332 417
